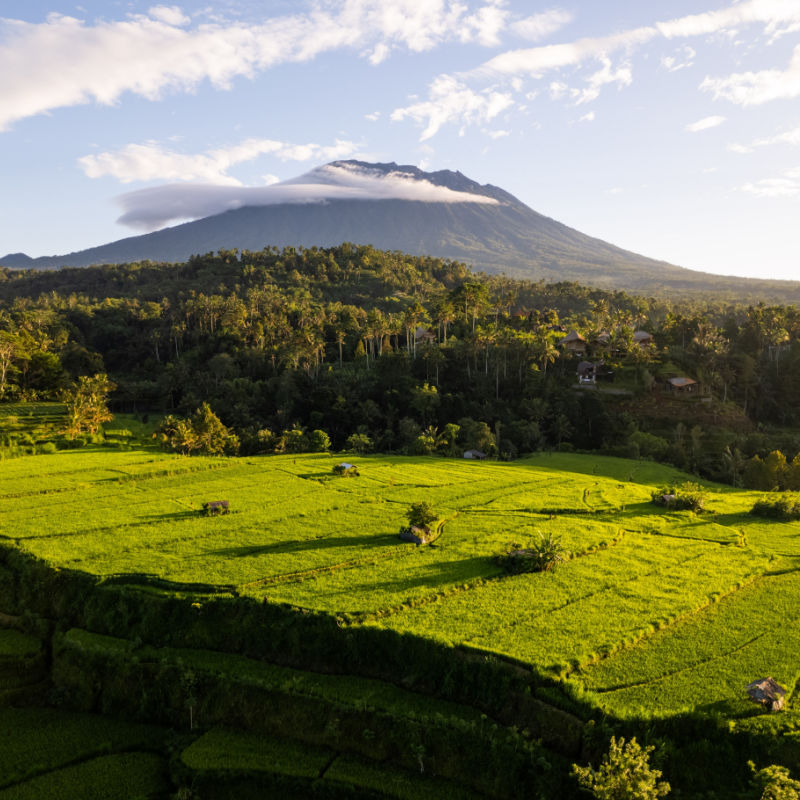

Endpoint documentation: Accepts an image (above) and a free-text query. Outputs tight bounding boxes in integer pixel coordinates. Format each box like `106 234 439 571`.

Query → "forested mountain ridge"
3 160 799 302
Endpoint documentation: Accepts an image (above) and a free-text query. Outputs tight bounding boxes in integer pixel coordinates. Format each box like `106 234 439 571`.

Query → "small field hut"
746 677 786 712
463 449 487 460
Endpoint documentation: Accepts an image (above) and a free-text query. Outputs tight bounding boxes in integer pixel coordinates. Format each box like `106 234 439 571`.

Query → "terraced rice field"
2 446 798 721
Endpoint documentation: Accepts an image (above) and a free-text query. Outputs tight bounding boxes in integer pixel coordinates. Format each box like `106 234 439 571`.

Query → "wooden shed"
463 449 487 460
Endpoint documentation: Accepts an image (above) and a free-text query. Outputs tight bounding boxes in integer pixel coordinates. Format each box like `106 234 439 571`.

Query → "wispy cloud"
729 123 800 153
0 1 510 131
701 45 800 106
661 45 695 72
685 115 726 132
115 161 500 229
740 167 800 197
79 138 359 184
392 0 800 140
390 75 513 141
511 10 573 42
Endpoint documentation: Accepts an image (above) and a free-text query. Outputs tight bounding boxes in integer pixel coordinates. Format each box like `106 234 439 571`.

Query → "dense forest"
1 243 800 483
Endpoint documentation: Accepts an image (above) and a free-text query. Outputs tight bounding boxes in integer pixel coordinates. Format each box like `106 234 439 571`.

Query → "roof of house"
577 360 595 375
559 330 586 344
464 449 487 457
667 377 697 387
337 462 355 469
633 330 653 342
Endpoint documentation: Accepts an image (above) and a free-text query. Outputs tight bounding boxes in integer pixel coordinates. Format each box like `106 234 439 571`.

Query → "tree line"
2 244 800 483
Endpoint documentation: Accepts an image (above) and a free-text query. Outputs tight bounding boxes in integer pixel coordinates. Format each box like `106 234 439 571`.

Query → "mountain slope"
2 160 798 300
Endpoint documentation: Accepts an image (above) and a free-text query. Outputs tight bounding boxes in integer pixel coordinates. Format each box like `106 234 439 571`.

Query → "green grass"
0 752 168 800
4 446 800 722
62 628 486 726
0 630 40 659
0 708 167 788
181 727 331 778
325 753 483 799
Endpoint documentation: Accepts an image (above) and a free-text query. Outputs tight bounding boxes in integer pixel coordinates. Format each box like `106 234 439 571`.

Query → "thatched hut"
399 525 433 545
746 677 786 712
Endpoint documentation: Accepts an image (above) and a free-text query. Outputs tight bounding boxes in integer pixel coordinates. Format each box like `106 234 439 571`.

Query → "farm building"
333 462 359 476
558 330 587 355
666 377 698 394
633 330 654 347
414 326 436 345
463 449 487 460
746 677 786 712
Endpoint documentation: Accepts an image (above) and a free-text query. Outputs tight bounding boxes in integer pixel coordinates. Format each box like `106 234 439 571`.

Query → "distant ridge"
3 160 799 301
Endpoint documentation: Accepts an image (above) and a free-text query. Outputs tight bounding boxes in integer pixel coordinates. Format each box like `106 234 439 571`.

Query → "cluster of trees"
1 245 800 481
741 450 800 491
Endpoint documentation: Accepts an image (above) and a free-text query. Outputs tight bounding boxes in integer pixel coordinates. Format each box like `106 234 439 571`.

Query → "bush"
496 532 565 574
750 762 800 800
651 481 707 512
346 432 373 454
405 502 437 530
750 495 800 521
572 736 670 799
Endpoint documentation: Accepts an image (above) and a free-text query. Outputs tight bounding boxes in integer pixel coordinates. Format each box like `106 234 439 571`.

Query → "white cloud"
740 169 800 197
365 110 381 121
573 57 632 104
656 0 800 40
685 115 726 132
390 0 800 140
730 124 800 153
79 137 360 184
511 10 573 42
487 129 510 138
391 74 513 141
473 26 657 79
115 161 501 229
148 6 190 27
0 1 511 131
459 1 510 47
579 111 595 122
701 45 800 106
661 45 695 72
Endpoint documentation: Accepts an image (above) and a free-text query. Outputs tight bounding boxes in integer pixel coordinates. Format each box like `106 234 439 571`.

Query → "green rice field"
1 446 798 723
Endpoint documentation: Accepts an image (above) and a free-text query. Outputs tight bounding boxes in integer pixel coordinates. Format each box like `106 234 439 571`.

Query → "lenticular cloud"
116 162 499 230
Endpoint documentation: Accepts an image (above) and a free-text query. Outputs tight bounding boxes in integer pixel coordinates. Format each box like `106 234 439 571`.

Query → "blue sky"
2 0 800 281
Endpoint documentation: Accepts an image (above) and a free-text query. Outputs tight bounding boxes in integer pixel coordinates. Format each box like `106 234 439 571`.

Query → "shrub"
651 482 707 512
405 502 437 530
751 495 800 521
346 432 373 454
572 736 670 799
307 429 331 452
496 532 565 574
750 763 800 800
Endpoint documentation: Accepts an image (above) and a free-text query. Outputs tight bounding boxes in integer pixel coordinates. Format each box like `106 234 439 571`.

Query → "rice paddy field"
2 444 798 727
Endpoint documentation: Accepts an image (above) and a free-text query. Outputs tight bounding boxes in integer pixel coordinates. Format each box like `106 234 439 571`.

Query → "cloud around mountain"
115 162 500 230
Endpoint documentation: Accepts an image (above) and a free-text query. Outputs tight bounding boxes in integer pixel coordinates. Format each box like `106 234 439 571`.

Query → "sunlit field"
3 447 798 722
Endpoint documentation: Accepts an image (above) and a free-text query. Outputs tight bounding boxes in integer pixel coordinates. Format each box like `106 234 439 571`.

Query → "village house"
666 376 698 394
558 330 587 355
633 330 654 348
